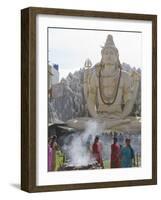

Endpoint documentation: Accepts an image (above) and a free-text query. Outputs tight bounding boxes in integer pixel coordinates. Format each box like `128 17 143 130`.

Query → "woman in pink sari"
48 135 58 171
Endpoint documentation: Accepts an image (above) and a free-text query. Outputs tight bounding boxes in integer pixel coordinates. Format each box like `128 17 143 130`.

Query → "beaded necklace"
98 64 122 105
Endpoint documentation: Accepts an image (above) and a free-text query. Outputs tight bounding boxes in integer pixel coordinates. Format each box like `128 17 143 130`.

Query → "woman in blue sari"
121 138 134 168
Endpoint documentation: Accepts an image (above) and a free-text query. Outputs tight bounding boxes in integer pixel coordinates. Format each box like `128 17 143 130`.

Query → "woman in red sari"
110 137 121 168
92 136 104 168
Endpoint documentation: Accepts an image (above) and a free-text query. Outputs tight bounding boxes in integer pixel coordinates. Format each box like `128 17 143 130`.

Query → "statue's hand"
96 113 123 120
91 113 99 119
107 114 122 119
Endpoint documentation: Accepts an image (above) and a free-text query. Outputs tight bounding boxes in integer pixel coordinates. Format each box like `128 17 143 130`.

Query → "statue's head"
101 34 120 67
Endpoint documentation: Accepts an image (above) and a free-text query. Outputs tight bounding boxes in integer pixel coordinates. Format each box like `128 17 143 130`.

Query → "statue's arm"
87 74 98 118
122 100 133 118
87 93 97 118
122 73 133 118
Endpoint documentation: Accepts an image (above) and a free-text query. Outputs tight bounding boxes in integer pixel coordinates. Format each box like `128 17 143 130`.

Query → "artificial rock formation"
48 69 86 123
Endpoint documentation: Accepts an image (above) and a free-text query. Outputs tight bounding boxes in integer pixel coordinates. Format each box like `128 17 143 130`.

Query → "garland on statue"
98 64 122 105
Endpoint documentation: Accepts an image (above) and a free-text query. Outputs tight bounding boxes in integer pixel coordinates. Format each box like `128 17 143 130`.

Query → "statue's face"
101 47 118 65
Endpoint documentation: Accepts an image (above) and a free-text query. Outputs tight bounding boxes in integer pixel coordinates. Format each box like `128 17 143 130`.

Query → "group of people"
48 133 135 172
110 137 135 168
91 135 135 169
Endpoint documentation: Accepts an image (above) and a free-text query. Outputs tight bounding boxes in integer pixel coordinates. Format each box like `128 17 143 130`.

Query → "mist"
61 120 111 166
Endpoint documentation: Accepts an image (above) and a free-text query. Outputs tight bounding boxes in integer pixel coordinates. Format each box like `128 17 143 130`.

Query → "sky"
48 28 142 80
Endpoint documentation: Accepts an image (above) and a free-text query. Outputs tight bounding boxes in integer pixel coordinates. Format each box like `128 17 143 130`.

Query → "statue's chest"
100 77 118 97
101 77 116 87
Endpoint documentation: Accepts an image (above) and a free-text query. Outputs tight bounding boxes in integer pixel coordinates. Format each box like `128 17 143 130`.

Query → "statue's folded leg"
66 117 140 133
